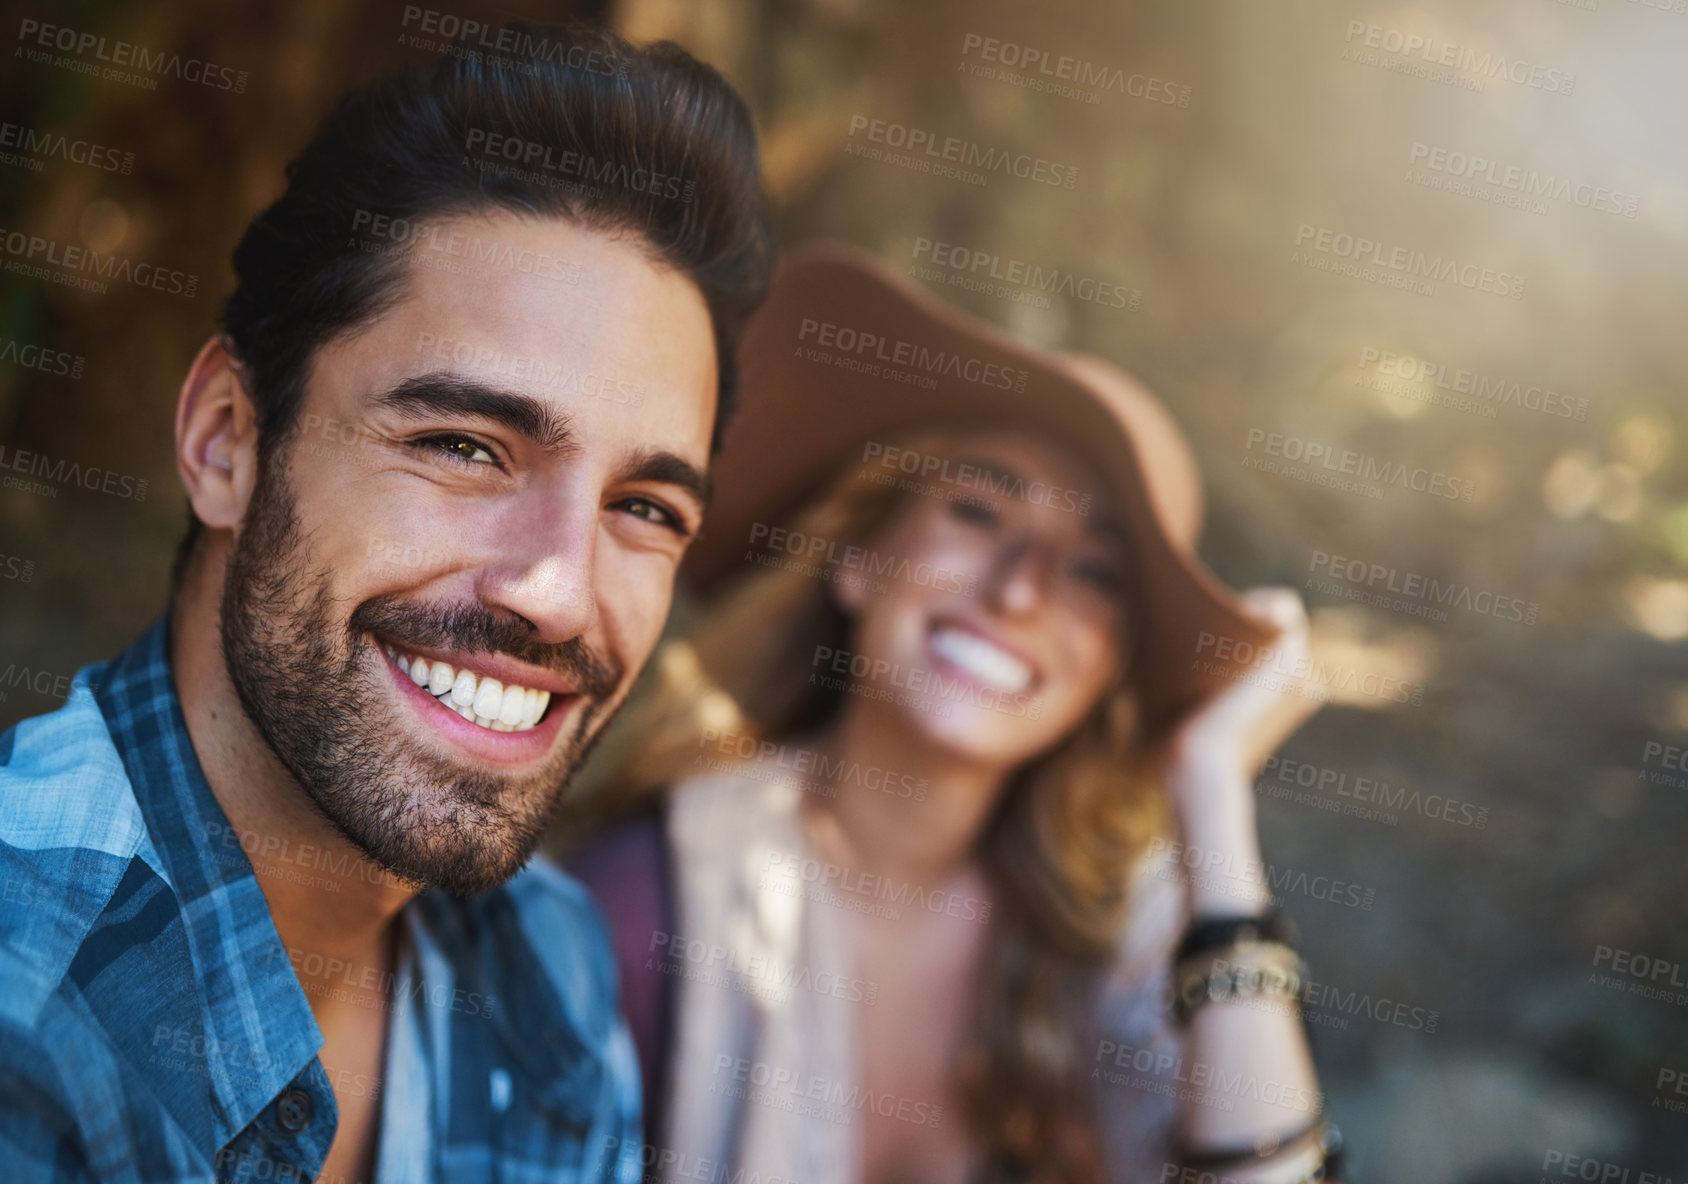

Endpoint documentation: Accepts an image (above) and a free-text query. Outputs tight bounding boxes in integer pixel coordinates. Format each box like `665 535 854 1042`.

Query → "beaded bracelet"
1172 941 1307 1026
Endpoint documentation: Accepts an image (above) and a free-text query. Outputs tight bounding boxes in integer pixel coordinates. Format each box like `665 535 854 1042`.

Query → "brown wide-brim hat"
682 241 1280 741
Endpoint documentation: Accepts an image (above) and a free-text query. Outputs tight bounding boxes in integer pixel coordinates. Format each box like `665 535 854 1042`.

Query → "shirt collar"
94 612 325 1144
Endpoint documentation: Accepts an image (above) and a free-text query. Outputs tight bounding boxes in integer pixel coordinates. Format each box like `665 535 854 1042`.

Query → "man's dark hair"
172 22 775 591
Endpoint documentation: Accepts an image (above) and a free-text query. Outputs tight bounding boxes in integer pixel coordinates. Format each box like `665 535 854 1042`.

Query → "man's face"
219 211 717 895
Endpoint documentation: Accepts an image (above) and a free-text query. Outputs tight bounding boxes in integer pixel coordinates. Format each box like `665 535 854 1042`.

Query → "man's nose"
477 494 600 642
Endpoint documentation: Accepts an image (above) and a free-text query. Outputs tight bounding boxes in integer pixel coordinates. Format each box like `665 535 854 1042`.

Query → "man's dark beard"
219 442 625 896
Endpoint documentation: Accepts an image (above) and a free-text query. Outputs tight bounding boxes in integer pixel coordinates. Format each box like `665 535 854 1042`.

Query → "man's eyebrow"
372 372 575 456
617 446 712 514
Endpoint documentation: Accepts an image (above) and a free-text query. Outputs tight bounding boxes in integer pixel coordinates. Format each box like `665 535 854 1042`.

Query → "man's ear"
175 337 260 534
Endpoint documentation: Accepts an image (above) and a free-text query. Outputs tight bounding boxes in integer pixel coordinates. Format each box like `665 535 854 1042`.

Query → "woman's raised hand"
1167 586 1325 787
1162 588 1326 896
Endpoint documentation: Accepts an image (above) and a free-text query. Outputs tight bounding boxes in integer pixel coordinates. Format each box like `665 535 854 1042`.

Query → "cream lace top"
656 762 1189 1184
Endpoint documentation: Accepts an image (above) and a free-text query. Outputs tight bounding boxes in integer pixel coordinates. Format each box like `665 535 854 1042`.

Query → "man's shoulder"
0 667 154 1027
0 662 142 853
0 671 212 1179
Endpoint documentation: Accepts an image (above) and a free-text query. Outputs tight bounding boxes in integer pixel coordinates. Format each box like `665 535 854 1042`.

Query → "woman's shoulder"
665 757 809 849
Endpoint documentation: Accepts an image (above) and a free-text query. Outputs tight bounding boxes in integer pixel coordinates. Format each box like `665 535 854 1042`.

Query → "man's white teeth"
498 684 527 726
472 678 503 720
451 668 476 707
384 644 552 732
929 626 1032 693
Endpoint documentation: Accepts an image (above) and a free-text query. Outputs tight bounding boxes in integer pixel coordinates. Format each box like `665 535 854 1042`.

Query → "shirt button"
276 1088 314 1133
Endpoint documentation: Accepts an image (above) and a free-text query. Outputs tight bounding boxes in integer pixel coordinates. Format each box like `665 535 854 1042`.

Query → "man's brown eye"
417 433 497 466
615 496 687 536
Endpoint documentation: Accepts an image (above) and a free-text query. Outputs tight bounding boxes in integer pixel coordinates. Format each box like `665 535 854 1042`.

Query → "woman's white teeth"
381 643 553 732
929 626 1032 693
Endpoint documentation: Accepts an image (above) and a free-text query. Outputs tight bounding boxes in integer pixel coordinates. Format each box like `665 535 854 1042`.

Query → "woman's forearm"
1165 763 1329 1180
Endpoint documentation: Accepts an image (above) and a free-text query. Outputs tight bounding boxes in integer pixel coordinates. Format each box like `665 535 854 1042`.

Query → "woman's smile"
924 616 1037 694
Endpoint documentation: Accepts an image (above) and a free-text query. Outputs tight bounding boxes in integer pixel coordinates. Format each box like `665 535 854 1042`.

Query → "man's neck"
168 545 416 1020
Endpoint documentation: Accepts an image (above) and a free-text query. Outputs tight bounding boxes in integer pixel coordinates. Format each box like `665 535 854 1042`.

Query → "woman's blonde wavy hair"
592 425 1176 1184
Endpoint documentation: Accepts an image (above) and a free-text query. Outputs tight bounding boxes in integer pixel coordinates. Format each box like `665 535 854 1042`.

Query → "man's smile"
382 639 561 730
373 635 581 763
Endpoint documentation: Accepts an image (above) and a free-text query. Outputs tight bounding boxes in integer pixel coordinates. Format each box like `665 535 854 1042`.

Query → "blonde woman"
566 245 1346 1184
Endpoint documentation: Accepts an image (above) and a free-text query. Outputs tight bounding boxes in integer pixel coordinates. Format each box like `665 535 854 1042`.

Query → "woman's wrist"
1187 875 1273 919
1179 839 1273 915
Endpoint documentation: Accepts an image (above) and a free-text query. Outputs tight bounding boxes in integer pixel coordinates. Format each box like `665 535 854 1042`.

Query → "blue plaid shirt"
0 615 644 1183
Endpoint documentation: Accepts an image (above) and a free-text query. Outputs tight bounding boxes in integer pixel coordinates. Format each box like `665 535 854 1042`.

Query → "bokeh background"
2 1 1684 1180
